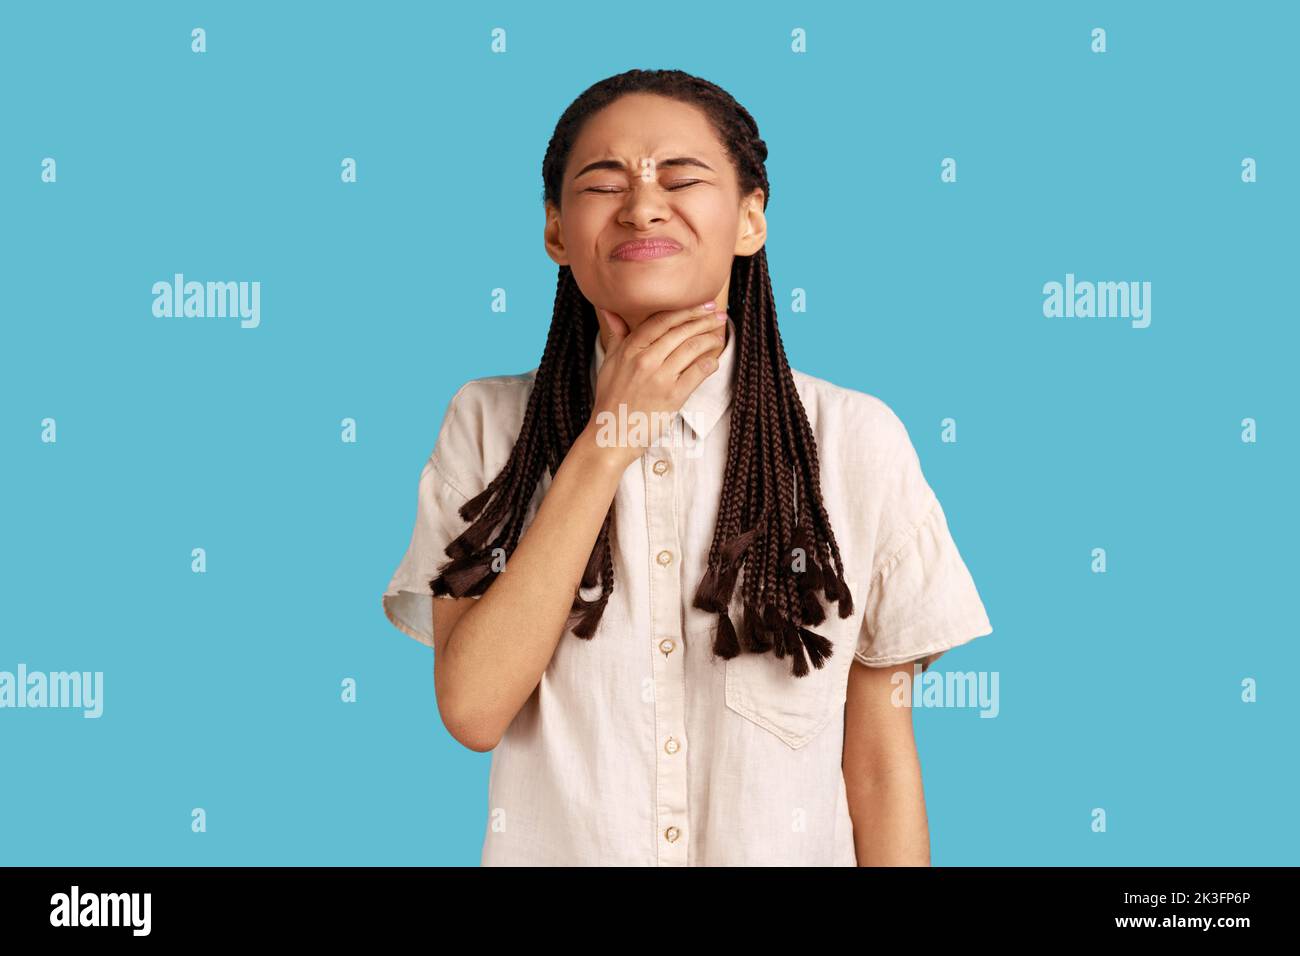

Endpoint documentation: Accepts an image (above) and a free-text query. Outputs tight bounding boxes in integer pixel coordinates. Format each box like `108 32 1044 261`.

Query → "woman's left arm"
842 655 939 866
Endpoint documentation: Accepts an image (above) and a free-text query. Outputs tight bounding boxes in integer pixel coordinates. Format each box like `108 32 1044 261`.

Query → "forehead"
567 94 724 167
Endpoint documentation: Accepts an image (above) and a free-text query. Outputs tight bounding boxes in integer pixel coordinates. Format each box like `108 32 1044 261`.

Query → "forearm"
439 423 629 746
844 760 932 866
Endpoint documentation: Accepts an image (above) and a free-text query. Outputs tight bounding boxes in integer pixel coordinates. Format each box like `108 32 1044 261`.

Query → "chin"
607 275 693 301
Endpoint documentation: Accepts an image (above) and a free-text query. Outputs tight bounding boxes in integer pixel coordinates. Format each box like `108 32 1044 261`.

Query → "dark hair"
431 68 854 677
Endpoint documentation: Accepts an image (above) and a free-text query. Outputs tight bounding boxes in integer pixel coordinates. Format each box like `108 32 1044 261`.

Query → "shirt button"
658 638 675 655
664 736 680 755
664 826 681 843
656 549 673 566
653 459 670 475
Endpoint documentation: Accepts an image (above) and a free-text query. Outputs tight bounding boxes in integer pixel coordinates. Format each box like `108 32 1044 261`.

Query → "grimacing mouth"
606 237 687 261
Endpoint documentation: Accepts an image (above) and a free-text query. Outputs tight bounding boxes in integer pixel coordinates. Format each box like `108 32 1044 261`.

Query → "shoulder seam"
430 381 476 501
868 489 941 591
429 451 472 503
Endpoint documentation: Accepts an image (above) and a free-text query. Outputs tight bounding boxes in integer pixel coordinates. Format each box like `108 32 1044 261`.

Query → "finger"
644 311 728 376
672 345 721 401
599 307 630 348
637 305 726 368
635 300 720 349
663 319 727 382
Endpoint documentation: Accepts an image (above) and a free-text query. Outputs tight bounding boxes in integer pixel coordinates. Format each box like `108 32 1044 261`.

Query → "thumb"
599 307 630 344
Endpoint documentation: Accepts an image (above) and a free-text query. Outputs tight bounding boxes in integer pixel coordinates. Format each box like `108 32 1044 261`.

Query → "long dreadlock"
431 69 854 677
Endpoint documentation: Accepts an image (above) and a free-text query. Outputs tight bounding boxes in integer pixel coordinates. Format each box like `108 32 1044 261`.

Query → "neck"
600 314 729 355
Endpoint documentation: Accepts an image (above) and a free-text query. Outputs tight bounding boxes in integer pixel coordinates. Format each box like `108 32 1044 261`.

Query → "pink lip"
611 238 682 261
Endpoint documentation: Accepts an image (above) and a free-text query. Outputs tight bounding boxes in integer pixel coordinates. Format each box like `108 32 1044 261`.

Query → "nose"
618 178 672 229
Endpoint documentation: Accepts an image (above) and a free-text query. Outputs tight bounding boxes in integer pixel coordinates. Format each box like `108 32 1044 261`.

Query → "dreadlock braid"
430 68 855 676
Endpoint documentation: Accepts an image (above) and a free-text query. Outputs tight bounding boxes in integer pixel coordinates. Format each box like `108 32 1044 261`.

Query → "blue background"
1 0 1295 865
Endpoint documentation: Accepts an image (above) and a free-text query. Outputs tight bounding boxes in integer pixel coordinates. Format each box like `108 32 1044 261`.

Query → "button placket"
646 441 688 865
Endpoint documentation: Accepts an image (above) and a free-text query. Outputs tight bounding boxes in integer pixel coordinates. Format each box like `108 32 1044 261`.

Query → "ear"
543 200 568 266
735 188 767 256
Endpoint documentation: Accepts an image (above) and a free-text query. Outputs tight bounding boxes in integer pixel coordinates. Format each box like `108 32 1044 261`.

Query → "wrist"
575 421 639 477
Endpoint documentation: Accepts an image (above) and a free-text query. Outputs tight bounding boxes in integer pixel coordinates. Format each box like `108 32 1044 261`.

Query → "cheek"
560 218 590 252
693 204 741 251
557 203 598 252
699 230 738 268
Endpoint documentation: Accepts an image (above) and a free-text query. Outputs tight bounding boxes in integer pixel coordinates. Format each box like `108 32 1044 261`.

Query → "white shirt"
382 314 993 865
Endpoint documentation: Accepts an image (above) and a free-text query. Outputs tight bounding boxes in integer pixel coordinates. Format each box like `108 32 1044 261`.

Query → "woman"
382 69 993 866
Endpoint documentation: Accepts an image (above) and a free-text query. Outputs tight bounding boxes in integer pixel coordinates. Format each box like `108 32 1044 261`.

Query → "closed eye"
585 181 702 193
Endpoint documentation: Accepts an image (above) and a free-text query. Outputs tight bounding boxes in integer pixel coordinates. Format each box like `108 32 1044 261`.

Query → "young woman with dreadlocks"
382 69 993 866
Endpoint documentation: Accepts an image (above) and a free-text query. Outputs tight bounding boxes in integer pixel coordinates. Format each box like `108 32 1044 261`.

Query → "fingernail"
700 301 717 311
714 312 727 322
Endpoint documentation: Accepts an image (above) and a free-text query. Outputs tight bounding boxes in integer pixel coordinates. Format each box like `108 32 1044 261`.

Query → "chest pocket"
717 577 862 749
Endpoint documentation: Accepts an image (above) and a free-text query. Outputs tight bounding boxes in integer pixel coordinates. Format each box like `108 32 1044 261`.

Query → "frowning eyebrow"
572 156 715 180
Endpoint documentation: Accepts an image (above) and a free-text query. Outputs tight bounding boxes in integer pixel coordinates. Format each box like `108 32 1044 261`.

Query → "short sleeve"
381 385 482 648
854 410 992 670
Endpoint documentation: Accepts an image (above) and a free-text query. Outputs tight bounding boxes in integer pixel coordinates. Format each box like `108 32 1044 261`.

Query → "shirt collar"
589 312 736 442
